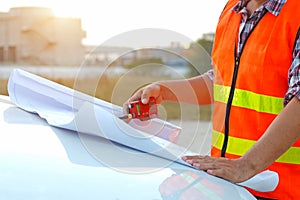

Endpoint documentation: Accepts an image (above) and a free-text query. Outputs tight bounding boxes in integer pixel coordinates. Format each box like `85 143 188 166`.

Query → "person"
124 0 300 199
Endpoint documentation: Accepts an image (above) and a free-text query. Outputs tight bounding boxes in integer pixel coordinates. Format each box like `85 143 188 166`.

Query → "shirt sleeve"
284 30 300 106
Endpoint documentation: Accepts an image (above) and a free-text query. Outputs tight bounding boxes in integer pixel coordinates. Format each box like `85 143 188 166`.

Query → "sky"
1 0 229 47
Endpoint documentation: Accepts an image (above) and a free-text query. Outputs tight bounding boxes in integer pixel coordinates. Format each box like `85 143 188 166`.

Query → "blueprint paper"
7 69 191 166
237 170 279 192
7 68 279 192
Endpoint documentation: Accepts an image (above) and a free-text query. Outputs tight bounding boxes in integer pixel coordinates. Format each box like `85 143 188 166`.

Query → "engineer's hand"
123 83 163 115
182 155 256 183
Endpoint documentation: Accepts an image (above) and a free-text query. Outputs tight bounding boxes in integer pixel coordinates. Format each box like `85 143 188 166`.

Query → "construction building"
0 7 86 66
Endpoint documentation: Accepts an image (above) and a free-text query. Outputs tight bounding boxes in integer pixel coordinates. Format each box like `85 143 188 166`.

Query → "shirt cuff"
204 69 214 81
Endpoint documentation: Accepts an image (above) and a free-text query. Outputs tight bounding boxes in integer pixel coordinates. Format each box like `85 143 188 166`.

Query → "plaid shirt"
206 0 300 106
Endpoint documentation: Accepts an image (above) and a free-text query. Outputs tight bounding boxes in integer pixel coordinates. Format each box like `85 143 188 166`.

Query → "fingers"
123 83 162 123
182 155 217 170
140 89 149 104
122 83 162 114
183 156 223 178
182 155 249 183
137 83 161 104
182 155 230 170
130 89 144 102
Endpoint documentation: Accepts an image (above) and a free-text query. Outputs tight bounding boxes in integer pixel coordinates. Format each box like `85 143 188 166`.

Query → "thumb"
141 93 149 104
139 83 160 104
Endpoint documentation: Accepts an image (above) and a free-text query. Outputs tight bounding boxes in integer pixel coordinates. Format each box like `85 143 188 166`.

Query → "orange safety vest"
211 0 300 199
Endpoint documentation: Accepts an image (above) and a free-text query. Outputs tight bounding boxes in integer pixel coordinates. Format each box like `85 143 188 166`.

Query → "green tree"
196 38 213 55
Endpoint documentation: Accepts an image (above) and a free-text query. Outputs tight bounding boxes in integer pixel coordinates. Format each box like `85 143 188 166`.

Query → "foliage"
196 38 213 55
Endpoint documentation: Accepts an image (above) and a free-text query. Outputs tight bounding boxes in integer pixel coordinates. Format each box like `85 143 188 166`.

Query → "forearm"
157 74 213 105
241 96 300 174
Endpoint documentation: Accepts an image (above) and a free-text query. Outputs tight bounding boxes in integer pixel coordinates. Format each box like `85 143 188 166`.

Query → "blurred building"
0 7 86 66
202 32 215 41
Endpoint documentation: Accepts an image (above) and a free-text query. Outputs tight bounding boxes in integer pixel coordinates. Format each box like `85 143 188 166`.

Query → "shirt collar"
233 0 287 16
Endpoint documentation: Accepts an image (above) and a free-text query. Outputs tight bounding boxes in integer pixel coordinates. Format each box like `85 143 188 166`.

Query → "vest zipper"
221 56 240 157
